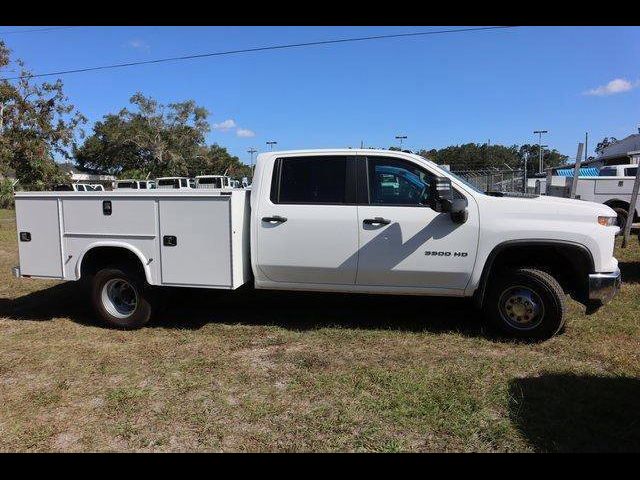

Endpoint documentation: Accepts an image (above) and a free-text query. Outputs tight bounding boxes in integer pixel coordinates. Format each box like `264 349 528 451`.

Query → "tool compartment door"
15 198 63 278
159 197 233 287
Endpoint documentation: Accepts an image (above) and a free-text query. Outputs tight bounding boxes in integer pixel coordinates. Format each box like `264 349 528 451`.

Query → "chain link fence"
450 168 526 193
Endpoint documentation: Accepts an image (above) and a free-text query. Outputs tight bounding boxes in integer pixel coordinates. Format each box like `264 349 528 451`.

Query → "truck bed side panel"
15 198 63 278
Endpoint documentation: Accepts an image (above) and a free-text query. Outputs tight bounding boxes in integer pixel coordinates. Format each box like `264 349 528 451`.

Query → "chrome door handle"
363 217 391 226
261 215 287 224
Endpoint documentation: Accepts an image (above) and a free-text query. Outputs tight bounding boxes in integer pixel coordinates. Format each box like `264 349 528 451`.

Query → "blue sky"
1 26 639 164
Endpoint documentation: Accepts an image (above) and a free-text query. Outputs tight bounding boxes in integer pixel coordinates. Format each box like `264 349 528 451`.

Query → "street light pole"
523 152 528 193
266 141 277 151
395 135 407 150
533 130 548 174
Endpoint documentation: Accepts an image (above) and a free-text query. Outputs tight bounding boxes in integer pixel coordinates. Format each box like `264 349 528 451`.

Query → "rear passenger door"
256 155 359 285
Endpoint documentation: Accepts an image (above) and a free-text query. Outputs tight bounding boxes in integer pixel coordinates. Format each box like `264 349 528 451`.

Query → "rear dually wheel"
91 267 152 329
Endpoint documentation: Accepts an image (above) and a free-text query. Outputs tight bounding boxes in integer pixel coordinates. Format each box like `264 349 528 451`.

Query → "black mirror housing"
448 198 468 224
429 176 453 212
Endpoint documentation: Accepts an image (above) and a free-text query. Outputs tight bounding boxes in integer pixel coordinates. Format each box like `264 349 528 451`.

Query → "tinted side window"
599 168 616 177
276 156 347 204
368 157 433 206
625 167 637 177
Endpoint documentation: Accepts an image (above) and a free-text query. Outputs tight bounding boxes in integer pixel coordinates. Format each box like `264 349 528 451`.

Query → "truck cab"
114 179 156 190
250 150 620 337
598 165 638 177
156 177 193 190
194 175 232 189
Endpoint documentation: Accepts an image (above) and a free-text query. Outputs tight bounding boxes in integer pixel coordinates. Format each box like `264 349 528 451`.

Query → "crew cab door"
355 155 479 291
255 155 359 284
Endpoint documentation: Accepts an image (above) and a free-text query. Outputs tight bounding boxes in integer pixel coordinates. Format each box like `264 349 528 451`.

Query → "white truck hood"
484 192 616 218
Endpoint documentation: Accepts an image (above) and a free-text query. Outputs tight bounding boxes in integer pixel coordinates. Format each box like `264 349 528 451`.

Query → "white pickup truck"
12 149 621 339
568 165 639 230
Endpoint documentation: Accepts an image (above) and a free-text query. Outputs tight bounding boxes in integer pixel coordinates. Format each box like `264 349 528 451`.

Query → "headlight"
598 216 617 227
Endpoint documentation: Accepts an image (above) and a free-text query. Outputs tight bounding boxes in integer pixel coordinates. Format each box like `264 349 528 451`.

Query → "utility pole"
585 132 589 163
395 135 407 150
534 130 549 173
247 148 257 175
523 152 528 193
622 162 640 248
570 142 584 199
266 141 277 151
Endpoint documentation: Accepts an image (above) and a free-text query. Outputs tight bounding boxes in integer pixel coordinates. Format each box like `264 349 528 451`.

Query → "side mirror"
429 176 453 212
429 176 467 224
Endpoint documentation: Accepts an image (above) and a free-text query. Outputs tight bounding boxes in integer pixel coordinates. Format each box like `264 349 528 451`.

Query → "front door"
356 155 479 291
256 155 359 285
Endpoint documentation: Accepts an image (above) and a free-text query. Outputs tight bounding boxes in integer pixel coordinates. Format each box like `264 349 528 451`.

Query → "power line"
0 26 520 81
0 26 78 35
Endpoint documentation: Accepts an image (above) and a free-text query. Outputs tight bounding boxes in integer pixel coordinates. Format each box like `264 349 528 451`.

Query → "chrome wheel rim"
102 278 138 319
498 285 544 331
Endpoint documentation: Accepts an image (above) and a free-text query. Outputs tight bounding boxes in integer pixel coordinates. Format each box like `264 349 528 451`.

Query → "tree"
517 144 568 176
0 41 86 189
595 137 618 156
75 93 210 177
188 144 252 179
415 143 568 175
417 143 521 171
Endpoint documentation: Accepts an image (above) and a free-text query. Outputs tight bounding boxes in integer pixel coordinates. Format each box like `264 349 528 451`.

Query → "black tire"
613 207 628 234
90 267 152 329
484 267 566 340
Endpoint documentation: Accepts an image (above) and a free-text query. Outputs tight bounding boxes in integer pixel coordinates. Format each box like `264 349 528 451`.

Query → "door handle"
363 217 391 226
261 215 287 224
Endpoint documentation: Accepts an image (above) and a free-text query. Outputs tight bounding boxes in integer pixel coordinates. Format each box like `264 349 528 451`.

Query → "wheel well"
80 246 146 281
604 200 638 221
477 242 593 306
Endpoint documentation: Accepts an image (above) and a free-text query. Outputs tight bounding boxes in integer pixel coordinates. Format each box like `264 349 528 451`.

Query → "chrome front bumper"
588 268 622 304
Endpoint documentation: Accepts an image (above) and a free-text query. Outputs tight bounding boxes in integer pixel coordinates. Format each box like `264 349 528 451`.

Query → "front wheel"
91 267 152 329
484 267 566 340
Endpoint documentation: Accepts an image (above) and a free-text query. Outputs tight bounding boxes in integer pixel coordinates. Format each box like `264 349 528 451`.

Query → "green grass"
0 209 14 221
0 208 639 452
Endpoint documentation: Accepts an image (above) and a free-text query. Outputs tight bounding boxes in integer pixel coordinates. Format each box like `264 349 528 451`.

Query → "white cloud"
127 39 150 51
212 119 237 131
236 128 256 138
584 78 639 96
